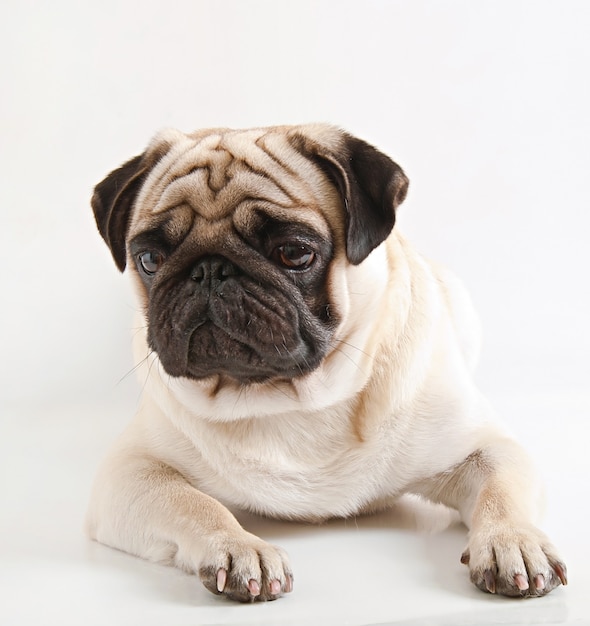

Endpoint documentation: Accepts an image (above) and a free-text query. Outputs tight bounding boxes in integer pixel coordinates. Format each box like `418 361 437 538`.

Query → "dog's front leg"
411 436 567 597
86 449 293 602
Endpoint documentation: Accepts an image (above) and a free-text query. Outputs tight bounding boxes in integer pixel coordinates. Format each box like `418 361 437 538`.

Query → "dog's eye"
271 244 316 270
138 251 164 276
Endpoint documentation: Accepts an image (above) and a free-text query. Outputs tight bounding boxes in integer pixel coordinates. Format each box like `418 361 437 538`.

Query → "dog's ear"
292 129 409 264
92 132 181 271
91 153 151 272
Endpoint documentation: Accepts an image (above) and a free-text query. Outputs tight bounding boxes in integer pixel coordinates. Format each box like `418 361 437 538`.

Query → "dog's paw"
198 530 293 602
461 523 567 597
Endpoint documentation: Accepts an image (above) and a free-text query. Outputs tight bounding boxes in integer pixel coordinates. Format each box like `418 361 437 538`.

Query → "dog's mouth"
146 269 333 384
182 320 324 383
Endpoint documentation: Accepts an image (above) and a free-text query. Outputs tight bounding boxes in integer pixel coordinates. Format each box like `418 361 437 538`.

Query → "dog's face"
92 124 408 386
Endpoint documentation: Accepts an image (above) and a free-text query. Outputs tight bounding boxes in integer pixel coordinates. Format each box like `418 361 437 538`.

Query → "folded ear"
292 129 409 264
91 154 151 271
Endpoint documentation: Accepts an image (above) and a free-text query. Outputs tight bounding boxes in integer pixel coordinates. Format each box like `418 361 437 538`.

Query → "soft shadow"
232 493 461 539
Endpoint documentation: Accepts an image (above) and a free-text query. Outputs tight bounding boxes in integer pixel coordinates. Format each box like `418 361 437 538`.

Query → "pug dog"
86 124 567 602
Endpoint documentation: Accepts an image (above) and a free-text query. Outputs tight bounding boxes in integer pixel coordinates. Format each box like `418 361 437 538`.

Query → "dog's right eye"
138 251 164 276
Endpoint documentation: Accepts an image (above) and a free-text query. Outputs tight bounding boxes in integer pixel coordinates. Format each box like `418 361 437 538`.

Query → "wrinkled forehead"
129 127 341 238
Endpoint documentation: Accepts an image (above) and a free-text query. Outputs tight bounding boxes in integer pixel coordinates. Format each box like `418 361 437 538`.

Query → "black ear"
292 131 409 264
91 153 149 272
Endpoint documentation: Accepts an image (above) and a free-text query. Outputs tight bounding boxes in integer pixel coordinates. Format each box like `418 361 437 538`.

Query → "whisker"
267 379 299 402
130 324 148 340
330 344 367 377
117 350 154 385
333 344 363 367
280 333 305 377
138 351 160 399
334 338 372 359
232 383 246 415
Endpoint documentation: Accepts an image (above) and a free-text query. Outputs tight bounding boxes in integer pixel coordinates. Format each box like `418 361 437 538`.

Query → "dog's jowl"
87 124 567 602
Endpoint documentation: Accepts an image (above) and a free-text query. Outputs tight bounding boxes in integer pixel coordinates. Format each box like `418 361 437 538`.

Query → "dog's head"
92 124 408 385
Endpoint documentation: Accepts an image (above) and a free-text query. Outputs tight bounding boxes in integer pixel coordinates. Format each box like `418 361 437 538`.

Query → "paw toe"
198 535 292 602
467 525 566 598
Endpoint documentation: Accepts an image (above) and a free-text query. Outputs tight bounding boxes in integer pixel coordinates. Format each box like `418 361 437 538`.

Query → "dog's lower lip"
184 364 306 385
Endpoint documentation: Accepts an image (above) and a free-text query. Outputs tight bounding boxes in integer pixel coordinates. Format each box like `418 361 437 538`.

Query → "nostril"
191 256 238 283
191 266 205 282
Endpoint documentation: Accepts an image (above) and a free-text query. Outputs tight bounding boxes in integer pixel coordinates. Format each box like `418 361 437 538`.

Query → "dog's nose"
191 256 239 283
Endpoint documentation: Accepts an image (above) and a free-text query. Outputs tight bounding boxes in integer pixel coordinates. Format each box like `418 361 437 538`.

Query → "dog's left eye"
271 244 316 270
138 251 164 276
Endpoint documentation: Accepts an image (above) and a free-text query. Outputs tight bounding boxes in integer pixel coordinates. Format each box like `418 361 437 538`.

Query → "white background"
1 1 589 625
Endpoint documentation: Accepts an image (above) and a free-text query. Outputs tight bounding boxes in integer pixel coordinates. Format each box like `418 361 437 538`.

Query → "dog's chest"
182 411 400 520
